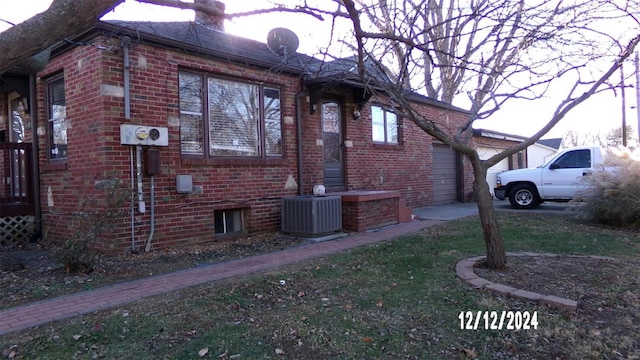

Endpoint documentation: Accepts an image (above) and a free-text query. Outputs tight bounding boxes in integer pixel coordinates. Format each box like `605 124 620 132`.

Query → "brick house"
0 7 473 254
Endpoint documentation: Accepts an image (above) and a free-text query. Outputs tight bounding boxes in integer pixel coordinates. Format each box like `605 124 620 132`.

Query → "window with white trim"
371 105 398 145
179 71 282 158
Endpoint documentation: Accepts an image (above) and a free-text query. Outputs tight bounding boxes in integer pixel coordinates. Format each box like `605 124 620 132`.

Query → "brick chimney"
194 0 225 31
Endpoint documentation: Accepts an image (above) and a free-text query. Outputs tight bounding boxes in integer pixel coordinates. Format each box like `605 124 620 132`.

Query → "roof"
536 138 562 150
99 20 320 75
57 20 469 114
472 128 527 142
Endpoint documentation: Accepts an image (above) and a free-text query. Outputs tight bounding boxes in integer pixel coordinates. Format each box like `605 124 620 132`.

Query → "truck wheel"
508 184 540 209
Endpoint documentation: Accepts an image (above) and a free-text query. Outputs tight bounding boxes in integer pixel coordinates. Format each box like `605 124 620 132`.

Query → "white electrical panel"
120 124 169 146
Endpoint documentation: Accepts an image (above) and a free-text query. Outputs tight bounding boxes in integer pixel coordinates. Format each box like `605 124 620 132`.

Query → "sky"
2 0 639 142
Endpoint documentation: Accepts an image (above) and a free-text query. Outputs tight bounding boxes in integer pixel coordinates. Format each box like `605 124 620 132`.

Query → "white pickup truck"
494 146 603 209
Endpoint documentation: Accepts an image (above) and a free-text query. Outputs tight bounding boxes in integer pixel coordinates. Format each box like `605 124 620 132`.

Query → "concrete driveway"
413 200 583 221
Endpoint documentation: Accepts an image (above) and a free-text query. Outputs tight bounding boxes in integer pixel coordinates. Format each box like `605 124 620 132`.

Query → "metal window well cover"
281 195 342 237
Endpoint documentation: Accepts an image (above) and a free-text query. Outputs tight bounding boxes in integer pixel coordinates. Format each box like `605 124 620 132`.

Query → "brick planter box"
333 191 401 232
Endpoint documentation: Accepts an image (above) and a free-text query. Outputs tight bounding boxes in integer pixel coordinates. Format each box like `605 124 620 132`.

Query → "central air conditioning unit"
120 124 169 146
281 195 342 237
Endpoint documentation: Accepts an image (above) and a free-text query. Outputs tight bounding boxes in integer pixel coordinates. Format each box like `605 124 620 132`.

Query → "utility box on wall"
281 195 342 237
120 124 169 146
176 175 193 194
144 148 161 175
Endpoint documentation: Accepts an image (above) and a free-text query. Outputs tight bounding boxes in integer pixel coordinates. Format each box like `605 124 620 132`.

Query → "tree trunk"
469 156 507 269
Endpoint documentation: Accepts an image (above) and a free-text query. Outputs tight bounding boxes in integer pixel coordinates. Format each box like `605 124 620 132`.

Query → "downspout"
121 36 131 119
295 90 305 195
29 75 42 239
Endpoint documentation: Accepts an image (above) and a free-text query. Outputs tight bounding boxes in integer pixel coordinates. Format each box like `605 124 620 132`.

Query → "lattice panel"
0 215 36 249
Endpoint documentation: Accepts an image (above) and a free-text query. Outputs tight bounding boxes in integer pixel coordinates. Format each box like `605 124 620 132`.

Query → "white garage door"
432 144 458 205
478 147 509 196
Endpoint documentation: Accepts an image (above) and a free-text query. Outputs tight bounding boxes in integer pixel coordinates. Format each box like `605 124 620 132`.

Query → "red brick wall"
36 40 301 254
342 197 399 232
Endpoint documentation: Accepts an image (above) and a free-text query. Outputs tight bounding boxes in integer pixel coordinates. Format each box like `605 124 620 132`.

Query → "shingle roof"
101 20 321 75
537 138 562 149
92 20 468 113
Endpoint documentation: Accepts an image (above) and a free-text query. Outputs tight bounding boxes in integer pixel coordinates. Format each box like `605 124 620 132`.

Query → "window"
552 149 591 169
214 209 243 235
371 105 398 145
179 71 282 158
46 75 68 160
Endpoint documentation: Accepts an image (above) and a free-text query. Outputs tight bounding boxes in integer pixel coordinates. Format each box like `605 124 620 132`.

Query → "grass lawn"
2 212 639 359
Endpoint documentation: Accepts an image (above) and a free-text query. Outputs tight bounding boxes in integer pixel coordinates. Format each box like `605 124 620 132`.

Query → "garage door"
477 147 509 196
432 144 458 205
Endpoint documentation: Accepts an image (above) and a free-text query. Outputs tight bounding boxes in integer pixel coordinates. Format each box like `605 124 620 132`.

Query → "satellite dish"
267 28 300 58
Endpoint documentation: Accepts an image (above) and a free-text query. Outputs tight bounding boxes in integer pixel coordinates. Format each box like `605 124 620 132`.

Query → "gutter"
30 74 42 238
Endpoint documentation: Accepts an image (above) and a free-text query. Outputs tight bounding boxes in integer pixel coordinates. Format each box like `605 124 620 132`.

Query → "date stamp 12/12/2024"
459 311 538 330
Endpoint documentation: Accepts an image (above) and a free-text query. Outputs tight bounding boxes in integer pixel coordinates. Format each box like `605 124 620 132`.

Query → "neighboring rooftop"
472 128 527 142
537 138 562 150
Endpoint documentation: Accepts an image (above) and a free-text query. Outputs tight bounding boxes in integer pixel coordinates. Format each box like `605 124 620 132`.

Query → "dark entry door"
322 101 343 188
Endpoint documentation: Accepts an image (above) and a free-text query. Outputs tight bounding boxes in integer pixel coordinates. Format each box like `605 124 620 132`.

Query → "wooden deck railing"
0 143 35 217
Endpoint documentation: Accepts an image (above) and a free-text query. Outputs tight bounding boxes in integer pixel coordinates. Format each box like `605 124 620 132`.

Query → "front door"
321 101 343 188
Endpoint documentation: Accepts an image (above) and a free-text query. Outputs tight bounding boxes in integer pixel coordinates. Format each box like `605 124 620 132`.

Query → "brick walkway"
0 219 444 336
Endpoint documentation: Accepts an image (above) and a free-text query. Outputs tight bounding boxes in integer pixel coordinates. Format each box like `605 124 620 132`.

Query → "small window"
214 209 243 235
371 105 398 145
46 75 68 160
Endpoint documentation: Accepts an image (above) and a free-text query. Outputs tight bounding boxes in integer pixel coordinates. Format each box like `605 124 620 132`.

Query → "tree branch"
0 0 123 74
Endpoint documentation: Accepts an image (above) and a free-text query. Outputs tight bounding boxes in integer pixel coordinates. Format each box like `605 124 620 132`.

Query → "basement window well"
214 209 243 235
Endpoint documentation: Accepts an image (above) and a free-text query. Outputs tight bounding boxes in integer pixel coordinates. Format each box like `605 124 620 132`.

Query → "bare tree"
0 0 124 74
562 126 635 148
336 0 640 268
606 125 636 147
561 129 602 148
0 0 325 74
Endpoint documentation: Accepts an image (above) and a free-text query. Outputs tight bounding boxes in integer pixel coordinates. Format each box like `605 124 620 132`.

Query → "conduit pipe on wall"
122 36 138 252
130 146 136 251
122 35 156 252
144 175 155 252
136 145 145 214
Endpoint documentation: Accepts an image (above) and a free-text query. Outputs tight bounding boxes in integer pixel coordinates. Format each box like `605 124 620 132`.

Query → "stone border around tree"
456 252 618 312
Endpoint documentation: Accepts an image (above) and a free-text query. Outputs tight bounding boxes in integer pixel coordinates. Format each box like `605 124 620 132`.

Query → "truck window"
552 149 591 169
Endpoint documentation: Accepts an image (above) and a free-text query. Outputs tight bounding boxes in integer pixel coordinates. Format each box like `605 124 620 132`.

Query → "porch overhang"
304 77 374 115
